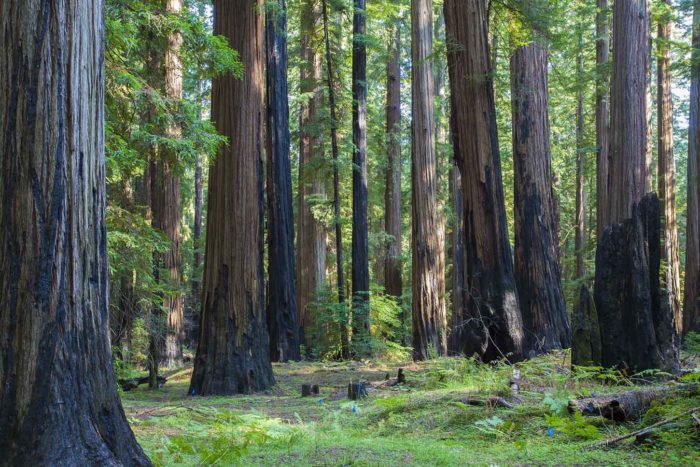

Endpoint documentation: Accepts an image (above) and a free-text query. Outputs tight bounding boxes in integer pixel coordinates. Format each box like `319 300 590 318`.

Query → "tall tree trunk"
411 0 447 360
657 0 682 334
596 0 610 238
151 0 184 370
575 28 587 281
444 0 524 362
351 0 371 352
511 20 570 354
685 0 700 334
448 162 467 354
266 0 301 362
298 0 327 353
385 27 403 301
189 0 274 395
0 0 150 463
321 0 348 358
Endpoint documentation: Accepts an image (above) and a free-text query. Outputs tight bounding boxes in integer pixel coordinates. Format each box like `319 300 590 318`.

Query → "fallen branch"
592 408 699 448
458 396 515 409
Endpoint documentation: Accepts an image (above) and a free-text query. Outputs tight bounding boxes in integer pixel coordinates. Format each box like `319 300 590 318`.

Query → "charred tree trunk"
385 27 403 301
596 0 610 238
321 0 349 358
657 0 682 334
411 0 447 360
189 0 274 395
444 0 524 362
510 25 570 354
266 0 301 362
572 285 601 366
351 0 371 352
298 0 328 352
685 0 700 334
0 1 150 463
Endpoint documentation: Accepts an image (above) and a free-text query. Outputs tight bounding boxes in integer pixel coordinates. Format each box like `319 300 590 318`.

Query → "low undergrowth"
121 351 700 466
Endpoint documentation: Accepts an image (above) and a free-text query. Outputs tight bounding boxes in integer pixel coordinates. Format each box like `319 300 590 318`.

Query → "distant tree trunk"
448 162 467 354
657 0 682 334
444 0 524 362
593 0 679 372
321 0 349 358
575 29 587 281
189 0 274 395
510 17 570 355
0 0 150 463
685 0 700 334
411 0 447 360
385 27 403 301
152 0 184 370
351 0 371 352
189 135 203 345
266 0 301 362
298 0 327 353
596 0 610 238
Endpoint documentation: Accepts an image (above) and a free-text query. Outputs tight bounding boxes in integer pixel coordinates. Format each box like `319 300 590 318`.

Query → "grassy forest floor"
122 351 700 466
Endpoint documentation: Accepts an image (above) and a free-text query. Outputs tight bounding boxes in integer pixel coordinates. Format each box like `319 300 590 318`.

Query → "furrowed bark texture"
596 0 610 237
511 36 570 354
448 163 467 354
411 0 447 360
594 195 679 372
685 0 700 334
608 0 648 224
297 0 327 350
266 0 301 362
444 0 524 362
189 0 274 395
0 0 150 464
657 0 682 334
152 0 184 369
385 27 403 301
351 0 371 347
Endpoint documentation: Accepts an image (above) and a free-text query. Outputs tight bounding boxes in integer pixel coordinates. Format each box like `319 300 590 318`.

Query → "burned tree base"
594 194 679 373
572 285 601 366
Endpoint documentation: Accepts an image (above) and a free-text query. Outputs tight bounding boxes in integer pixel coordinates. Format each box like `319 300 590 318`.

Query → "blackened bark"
412 0 447 360
351 0 371 351
321 0 349 357
385 27 403 301
444 0 524 362
0 1 150 463
266 0 301 362
685 0 700 334
572 285 601 366
594 194 679 372
189 0 274 395
596 0 610 238
511 31 570 354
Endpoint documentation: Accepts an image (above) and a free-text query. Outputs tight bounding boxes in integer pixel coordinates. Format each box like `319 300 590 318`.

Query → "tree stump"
594 194 679 373
397 368 406 384
301 384 320 397
572 285 601 366
348 381 368 400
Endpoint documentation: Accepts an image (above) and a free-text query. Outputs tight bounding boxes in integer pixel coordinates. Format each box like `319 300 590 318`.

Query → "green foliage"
544 412 602 441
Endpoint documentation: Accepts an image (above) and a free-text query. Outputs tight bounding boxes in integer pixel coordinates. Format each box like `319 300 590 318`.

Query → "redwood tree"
0 0 150 463
595 0 610 237
189 0 274 395
266 0 301 362
510 11 570 354
444 0 524 362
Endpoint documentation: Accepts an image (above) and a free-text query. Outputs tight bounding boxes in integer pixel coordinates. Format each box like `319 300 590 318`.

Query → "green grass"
121 353 700 466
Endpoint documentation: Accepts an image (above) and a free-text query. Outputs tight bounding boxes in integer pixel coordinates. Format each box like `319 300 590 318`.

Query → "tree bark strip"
596 0 610 238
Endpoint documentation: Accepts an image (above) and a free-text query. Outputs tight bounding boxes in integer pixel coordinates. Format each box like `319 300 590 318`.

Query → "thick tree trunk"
0 1 150 463
298 0 328 351
351 0 371 352
385 27 403 301
266 0 301 362
189 144 203 346
151 0 184 370
685 0 700 334
189 0 274 395
444 0 524 362
411 0 447 360
575 29 587 281
594 194 679 372
572 285 601 366
657 0 682 335
448 163 467 354
511 29 570 354
596 0 610 239
321 0 349 358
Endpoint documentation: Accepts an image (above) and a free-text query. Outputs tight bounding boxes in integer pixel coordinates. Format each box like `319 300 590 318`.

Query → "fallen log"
569 387 671 421
119 375 167 391
459 396 515 409
591 408 698 448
